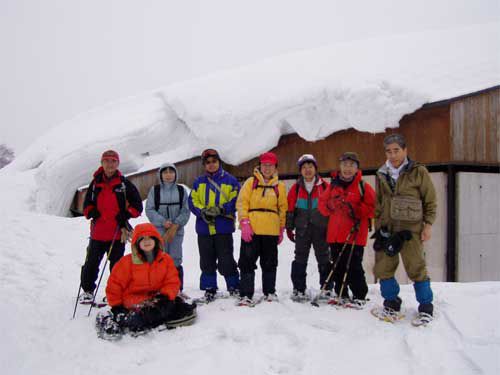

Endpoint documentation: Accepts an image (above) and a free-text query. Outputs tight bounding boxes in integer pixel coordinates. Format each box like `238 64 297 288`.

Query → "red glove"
286 229 295 243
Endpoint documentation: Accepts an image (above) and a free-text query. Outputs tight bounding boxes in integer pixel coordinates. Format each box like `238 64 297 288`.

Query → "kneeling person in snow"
80 150 143 304
373 134 436 324
318 152 375 307
146 163 190 295
286 154 331 301
236 152 288 305
98 223 196 337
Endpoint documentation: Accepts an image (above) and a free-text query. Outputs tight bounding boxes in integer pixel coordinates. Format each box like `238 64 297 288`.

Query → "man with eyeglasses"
188 149 241 302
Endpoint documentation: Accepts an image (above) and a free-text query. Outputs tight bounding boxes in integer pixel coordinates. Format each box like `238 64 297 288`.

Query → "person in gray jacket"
146 163 190 291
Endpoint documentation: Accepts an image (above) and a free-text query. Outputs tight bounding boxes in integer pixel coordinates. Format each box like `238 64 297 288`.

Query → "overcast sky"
1 0 498 153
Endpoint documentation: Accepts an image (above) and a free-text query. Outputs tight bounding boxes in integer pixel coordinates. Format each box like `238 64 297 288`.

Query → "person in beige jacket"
373 134 437 324
236 152 288 306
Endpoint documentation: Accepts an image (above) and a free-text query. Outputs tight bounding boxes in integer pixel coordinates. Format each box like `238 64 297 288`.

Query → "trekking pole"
71 283 83 319
87 226 121 317
311 227 356 307
337 223 360 304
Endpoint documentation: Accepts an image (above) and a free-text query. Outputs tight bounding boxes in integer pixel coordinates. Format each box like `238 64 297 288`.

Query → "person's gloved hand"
286 229 295 243
111 305 129 324
240 219 254 243
120 228 131 243
206 206 223 217
371 227 391 252
115 211 132 228
87 207 101 220
163 224 179 244
385 230 412 257
278 227 285 245
200 208 216 224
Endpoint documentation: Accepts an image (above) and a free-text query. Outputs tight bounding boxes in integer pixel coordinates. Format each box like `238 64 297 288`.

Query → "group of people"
78 132 437 337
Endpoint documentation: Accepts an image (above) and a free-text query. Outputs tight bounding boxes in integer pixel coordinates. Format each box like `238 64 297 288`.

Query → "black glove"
200 208 216 224
385 230 412 257
111 305 128 316
372 227 391 252
87 207 101 220
206 206 222 217
115 211 132 228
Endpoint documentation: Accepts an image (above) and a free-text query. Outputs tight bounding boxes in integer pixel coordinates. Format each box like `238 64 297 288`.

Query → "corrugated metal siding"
451 88 500 163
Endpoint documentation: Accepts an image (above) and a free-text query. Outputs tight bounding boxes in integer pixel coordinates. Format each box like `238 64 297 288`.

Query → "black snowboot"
383 296 402 312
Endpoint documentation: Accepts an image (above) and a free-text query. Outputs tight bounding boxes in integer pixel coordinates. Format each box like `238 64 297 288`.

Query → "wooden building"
72 86 500 282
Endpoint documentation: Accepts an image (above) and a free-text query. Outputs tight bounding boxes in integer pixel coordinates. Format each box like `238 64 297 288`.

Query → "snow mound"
4 22 499 216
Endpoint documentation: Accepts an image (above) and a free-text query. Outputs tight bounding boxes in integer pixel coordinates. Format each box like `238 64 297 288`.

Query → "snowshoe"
236 296 259 307
263 293 279 302
317 290 333 301
164 308 197 329
370 306 405 323
343 299 367 310
327 296 350 306
95 311 123 341
79 291 94 305
177 291 191 301
411 312 433 327
291 290 310 303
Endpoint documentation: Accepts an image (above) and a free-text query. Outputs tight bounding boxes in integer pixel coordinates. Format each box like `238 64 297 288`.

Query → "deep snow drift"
5 22 499 216
1 209 499 375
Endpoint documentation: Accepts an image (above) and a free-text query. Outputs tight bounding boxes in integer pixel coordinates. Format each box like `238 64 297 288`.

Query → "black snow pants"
330 243 368 300
291 224 331 293
81 239 125 293
238 235 278 298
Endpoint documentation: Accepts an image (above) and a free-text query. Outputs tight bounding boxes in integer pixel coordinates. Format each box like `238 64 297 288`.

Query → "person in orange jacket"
96 223 196 339
318 152 375 308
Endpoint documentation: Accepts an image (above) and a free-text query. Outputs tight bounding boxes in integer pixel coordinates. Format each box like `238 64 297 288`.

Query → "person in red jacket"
79 150 143 304
96 223 196 339
318 152 375 307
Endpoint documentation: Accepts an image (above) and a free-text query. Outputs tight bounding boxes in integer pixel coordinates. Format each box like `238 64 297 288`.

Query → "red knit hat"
259 152 278 166
101 150 120 163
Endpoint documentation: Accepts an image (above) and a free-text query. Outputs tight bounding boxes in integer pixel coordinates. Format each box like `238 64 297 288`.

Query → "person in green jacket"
373 133 437 325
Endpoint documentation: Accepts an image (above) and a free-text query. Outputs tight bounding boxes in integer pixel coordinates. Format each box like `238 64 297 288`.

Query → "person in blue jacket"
188 149 241 301
146 162 190 293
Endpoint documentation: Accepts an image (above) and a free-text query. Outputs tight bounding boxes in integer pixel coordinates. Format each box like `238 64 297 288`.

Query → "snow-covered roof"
4 22 499 216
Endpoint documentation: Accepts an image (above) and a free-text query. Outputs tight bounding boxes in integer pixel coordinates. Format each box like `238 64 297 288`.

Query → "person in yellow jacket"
236 152 288 306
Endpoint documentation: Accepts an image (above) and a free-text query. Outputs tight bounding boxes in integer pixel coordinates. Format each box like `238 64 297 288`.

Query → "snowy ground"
1 205 499 375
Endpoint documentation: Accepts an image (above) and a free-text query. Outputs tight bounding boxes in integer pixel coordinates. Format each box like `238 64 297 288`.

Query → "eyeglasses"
204 159 219 165
202 149 219 159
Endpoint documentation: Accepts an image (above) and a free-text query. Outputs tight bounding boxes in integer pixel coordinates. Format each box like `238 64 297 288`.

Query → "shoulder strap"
358 179 365 198
177 184 184 209
154 184 161 211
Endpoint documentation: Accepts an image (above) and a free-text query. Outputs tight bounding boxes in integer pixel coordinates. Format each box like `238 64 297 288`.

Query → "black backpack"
154 184 185 211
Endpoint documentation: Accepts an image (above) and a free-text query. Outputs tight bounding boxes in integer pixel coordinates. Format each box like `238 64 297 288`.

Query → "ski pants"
163 233 184 268
374 233 433 306
330 243 368 300
291 224 331 292
238 235 278 298
117 296 195 332
81 239 125 293
197 234 239 291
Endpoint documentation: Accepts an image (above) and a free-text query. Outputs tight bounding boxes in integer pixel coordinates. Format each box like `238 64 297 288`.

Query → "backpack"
154 184 185 211
251 177 280 197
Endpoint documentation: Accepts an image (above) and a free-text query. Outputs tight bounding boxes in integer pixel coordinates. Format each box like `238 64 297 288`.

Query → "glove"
87 207 100 220
278 227 285 245
115 210 132 228
206 206 223 217
327 195 345 212
240 219 254 243
200 208 216 224
286 229 295 243
111 305 128 316
120 228 131 244
385 230 412 257
371 227 391 252
163 224 179 244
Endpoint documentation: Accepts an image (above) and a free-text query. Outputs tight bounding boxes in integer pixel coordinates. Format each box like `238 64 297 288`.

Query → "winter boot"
264 293 279 302
318 289 333 301
291 289 309 303
236 296 257 307
95 311 123 341
79 291 94 304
